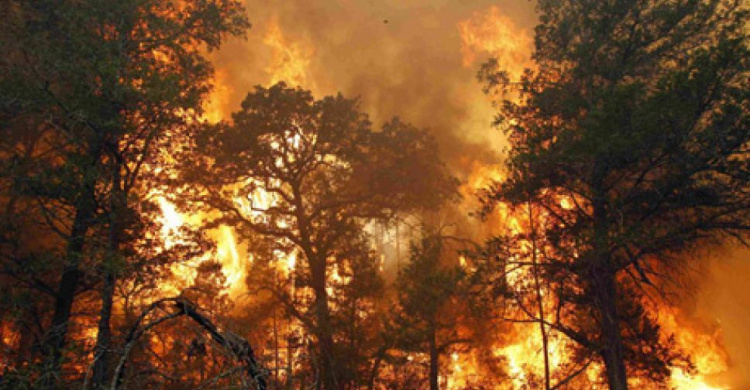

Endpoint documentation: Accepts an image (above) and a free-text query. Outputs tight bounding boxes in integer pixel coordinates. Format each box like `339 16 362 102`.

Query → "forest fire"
457 166 735 390
153 196 247 298
1 1 747 389
659 308 729 390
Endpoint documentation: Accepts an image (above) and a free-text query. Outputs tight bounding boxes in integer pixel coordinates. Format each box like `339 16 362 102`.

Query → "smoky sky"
208 0 537 180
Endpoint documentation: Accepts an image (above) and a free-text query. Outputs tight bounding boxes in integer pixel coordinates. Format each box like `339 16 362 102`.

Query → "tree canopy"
480 0 749 388
176 82 457 388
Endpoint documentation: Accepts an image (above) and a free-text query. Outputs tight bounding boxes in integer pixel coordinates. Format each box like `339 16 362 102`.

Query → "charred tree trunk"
292 181 337 390
40 195 95 388
428 326 439 390
272 305 280 386
92 154 125 389
367 351 384 390
112 298 266 390
91 271 115 388
179 300 267 390
591 167 628 390
286 329 294 390
594 267 628 390
40 137 103 388
310 256 336 390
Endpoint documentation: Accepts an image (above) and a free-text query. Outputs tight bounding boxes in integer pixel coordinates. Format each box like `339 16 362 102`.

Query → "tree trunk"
528 201 551 390
591 168 628 390
310 257 336 390
367 354 383 390
429 327 439 390
40 200 94 388
273 305 280 386
91 272 115 388
40 137 103 388
594 268 628 390
92 166 125 389
286 327 294 390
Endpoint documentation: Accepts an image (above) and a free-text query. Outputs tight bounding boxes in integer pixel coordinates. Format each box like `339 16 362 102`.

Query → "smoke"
690 249 750 388
208 0 537 180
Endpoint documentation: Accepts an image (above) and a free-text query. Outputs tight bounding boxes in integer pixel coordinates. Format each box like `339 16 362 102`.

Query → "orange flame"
202 68 232 123
263 17 314 87
659 307 730 390
451 163 735 389
155 197 248 298
458 6 533 80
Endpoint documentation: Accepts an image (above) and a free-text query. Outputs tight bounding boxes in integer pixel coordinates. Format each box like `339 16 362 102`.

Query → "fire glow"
1 1 745 389
152 6 737 389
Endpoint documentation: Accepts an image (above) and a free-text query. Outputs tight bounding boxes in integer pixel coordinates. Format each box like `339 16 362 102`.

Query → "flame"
464 162 505 195
216 225 248 296
147 19 315 300
143 11 735 385
263 17 314 87
155 197 248 297
152 116 312 297
286 251 296 271
658 307 730 390
671 368 727 390
447 351 476 390
458 6 533 80
202 68 232 123
450 161 735 389
157 196 184 250
458 162 505 221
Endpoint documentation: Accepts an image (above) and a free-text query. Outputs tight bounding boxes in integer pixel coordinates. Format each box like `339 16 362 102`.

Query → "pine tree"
480 0 748 388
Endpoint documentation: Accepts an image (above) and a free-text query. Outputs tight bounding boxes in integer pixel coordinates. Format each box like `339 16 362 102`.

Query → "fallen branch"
110 297 266 390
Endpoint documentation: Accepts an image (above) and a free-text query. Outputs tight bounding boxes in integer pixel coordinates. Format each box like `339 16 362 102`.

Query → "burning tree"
175 83 457 388
0 0 249 387
391 232 473 390
479 0 749 389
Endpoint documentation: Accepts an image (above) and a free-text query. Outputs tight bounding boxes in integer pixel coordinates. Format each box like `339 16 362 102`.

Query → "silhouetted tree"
0 0 249 386
480 0 748 388
392 232 473 390
177 83 457 389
